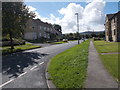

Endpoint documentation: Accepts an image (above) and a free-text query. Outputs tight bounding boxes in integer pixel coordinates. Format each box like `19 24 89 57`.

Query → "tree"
53 24 62 33
2 2 35 49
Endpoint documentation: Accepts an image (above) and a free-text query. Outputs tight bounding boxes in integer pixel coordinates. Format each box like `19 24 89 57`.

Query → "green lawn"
1 43 41 54
48 40 90 88
100 54 118 81
94 40 119 82
94 40 120 53
51 41 68 44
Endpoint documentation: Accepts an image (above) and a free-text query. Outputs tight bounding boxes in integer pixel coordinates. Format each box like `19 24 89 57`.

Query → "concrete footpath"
85 40 118 88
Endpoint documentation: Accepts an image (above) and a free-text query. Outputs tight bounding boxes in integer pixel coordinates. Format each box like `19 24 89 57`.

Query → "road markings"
0 79 14 88
1 62 45 87
30 66 38 70
18 72 27 77
39 62 44 65
30 62 44 70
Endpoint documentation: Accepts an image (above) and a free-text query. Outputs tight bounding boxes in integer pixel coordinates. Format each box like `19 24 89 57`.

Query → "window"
44 27 46 30
51 28 53 31
44 32 46 38
39 33 41 36
114 18 116 23
33 33 37 40
114 29 116 35
39 26 41 29
47 28 49 31
32 26 35 30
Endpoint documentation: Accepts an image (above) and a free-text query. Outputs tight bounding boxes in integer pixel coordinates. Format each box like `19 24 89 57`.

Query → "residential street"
1 41 81 88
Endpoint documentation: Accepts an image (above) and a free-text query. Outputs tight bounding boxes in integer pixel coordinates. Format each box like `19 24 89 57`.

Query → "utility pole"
75 13 79 44
93 29 95 37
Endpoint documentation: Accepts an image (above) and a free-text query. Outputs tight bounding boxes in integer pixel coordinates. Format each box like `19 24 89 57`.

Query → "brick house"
24 19 62 40
105 11 120 42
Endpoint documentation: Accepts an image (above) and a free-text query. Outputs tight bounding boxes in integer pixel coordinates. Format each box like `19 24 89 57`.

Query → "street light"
75 13 79 44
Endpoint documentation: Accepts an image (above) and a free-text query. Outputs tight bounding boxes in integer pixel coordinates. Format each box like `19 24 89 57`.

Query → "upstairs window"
113 18 116 23
114 29 116 35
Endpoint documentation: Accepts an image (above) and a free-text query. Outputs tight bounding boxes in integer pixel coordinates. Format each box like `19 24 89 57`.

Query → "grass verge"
51 41 68 44
94 40 120 53
48 40 90 88
1 43 41 54
94 40 119 82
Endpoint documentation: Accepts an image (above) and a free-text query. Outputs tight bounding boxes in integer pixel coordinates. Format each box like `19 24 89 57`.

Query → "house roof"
106 11 120 20
32 19 53 28
106 14 114 20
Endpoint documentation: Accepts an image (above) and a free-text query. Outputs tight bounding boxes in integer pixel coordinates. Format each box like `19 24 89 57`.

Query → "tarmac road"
1 41 82 89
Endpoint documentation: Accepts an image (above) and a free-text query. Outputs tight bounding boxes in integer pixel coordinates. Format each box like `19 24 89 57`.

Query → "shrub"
2 39 25 46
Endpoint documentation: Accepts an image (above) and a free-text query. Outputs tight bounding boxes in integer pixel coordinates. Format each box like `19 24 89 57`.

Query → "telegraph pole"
75 13 79 44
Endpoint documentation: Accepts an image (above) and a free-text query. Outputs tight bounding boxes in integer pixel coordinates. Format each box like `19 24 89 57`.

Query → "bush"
2 39 25 46
46 41 52 43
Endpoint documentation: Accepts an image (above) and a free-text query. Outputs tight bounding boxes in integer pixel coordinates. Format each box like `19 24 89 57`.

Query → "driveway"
1 40 82 88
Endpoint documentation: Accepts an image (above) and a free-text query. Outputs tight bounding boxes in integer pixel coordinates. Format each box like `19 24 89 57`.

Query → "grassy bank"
94 40 119 82
1 43 41 54
48 40 90 88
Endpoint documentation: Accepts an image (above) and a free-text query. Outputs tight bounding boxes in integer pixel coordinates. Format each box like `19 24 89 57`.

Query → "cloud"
27 0 106 34
27 6 36 12
57 0 105 33
83 0 105 24
58 3 84 33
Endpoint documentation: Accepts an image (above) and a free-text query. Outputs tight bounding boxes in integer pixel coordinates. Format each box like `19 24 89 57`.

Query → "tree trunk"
9 33 14 50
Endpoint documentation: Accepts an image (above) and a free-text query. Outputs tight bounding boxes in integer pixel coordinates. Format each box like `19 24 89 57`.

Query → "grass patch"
94 40 119 82
100 54 119 81
48 40 90 88
94 40 120 53
1 43 41 54
51 41 68 44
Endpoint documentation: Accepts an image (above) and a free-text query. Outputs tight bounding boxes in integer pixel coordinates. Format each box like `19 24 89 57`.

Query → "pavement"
1 40 82 89
85 40 118 88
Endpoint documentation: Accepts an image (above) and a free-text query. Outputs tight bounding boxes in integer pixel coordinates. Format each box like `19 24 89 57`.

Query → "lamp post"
75 13 79 44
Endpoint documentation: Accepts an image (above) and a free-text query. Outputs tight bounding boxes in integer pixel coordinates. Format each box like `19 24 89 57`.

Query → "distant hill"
80 31 105 35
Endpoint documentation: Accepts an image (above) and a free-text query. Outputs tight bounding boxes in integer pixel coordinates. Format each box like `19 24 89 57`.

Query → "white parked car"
63 39 68 42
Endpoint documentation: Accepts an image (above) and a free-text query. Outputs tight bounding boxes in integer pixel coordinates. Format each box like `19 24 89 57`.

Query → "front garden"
94 40 120 82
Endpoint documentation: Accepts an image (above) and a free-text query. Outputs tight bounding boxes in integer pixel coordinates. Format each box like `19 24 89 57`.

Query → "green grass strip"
52 41 68 44
100 54 119 82
94 40 119 82
1 43 41 54
48 40 90 88
94 40 120 53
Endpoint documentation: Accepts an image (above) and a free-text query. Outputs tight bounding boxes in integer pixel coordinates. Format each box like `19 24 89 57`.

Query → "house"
105 11 120 42
24 19 62 40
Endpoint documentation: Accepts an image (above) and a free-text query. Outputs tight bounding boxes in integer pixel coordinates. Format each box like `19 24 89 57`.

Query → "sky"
25 0 119 34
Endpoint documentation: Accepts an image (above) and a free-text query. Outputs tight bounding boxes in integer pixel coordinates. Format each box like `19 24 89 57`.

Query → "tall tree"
2 2 35 49
53 24 62 33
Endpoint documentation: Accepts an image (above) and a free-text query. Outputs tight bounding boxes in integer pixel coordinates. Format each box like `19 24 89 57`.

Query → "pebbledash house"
24 19 62 40
105 11 120 42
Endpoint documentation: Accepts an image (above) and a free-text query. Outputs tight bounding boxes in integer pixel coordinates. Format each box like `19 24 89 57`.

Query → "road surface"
1 41 82 89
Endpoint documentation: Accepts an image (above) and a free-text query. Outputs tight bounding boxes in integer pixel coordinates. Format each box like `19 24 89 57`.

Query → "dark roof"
106 11 120 20
106 14 114 20
32 19 53 28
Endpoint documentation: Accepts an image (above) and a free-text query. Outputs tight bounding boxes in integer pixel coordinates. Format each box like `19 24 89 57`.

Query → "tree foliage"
2 2 35 49
53 24 62 33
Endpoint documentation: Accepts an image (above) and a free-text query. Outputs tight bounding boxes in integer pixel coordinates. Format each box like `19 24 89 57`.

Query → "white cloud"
58 3 84 33
58 0 105 33
27 6 36 12
83 0 105 25
27 0 106 34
